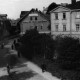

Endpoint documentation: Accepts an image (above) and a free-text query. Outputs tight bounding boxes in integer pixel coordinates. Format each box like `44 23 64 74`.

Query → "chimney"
71 0 76 5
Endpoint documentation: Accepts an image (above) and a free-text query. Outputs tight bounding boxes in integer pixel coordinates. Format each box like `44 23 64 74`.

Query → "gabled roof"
49 1 80 13
0 14 7 17
18 8 50 24
20 11 29 18
50 6 71 13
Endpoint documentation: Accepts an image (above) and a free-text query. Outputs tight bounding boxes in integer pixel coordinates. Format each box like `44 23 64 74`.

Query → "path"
0 39 61 80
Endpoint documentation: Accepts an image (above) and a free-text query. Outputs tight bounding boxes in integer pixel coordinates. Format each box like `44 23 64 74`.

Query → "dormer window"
63 13 66 19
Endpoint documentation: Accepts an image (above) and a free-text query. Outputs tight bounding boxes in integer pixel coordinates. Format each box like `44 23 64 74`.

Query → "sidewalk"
1 40 61 80
25 61 61 80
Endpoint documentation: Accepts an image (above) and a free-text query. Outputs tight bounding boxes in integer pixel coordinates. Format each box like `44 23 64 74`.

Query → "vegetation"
1 28 80 80
16 30 80 71
55 36 80 70
17 29 55 60
5 19 20 36
46 2 58 14
46 1 80 14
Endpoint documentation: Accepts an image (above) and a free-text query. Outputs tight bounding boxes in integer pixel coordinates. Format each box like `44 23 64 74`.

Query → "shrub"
18 29 55 61
55 36 80 70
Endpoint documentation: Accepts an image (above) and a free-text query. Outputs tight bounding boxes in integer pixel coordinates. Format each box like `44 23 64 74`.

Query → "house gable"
22 10 48 23
50 6 71 13
18 8 50 25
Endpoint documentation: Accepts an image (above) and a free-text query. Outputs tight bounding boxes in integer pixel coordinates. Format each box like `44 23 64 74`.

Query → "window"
63 25 66 31
41 26 43 29
35 17 37 20
35 26 38 30
63 13 66 19
30 17 32 20
76 12 80 18
55 25 58 31
76 24 80 31
55 13 58 20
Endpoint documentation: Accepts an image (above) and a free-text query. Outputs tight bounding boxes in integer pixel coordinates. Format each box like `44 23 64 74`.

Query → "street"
0 40 61 80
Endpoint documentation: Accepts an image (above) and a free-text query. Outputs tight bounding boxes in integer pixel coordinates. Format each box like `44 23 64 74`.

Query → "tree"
16 23 20 34
18 29 39 60
5 19 19 36
17 29 55 61
0 21 4 40
5 19 12 35
47 2 58 14
55 36 80 70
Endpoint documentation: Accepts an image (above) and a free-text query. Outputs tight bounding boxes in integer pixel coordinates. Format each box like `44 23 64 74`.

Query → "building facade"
50 6 80 37
18 9 50 35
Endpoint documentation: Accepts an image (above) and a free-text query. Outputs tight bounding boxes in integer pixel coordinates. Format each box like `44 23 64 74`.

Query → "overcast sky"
0 0 75 19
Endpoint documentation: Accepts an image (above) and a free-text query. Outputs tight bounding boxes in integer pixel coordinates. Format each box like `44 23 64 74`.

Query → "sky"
0 0 77 19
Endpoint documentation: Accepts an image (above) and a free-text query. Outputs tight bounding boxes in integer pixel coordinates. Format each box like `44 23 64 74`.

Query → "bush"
18 29 55 61
18 29 39 60
55 36 80 70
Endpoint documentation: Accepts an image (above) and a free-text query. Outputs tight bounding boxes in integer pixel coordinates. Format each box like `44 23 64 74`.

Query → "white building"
50 5 80 37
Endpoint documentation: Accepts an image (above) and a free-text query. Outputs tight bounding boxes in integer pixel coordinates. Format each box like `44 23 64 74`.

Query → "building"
0 14 7 20
18 8 50 35
43 7 48 14
50 0 80 37
10 20 18 27
20 11 29 18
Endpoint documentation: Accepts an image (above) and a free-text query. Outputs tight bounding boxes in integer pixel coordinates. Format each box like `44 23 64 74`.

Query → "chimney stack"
72 0 76 5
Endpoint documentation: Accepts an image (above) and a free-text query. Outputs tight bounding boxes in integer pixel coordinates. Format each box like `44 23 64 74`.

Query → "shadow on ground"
0 70 36 80
0 48 9 68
